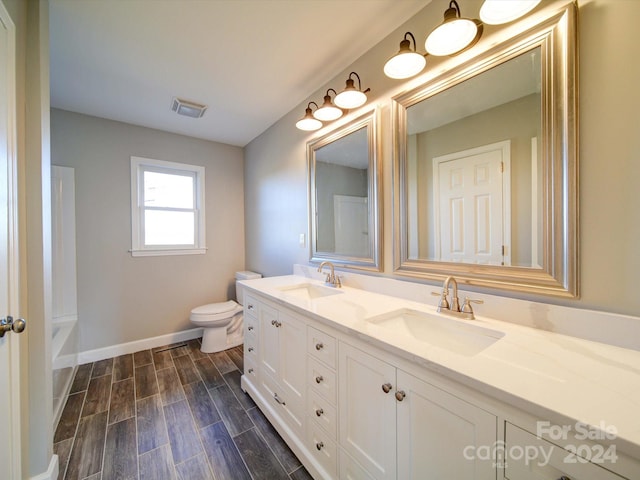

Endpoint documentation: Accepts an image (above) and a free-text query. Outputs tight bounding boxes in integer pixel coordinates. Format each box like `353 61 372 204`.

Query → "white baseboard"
77 327 204 364
30 455 58 480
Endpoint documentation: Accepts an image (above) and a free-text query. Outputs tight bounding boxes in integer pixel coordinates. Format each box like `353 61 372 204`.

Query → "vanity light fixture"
384 32 427 79
313 89 344 122
296 101 323 131
334 72 370 109
479 0 541 25
424 0 482 56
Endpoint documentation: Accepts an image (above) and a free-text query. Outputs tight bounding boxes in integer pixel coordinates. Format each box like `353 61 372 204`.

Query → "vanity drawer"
244 358 258 383
307 326 336 369
244 294 258 318
307 421 338 479
243 336 258 363
260 372 305 437
308 388 337 439
244 313 258 335
505 423 625 480
308 356 336 404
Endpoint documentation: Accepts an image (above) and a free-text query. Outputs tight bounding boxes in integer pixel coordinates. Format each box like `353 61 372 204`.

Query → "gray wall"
51 109 246 352
244 0 640 318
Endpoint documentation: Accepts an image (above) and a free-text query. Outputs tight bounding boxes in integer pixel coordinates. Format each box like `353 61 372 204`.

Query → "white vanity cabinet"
338 341 497 480
504 423 626 480
256 298 307 436
240 285 638 480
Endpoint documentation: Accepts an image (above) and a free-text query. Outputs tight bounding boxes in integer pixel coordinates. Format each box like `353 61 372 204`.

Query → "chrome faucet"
431 275 483 320
317 261 341 288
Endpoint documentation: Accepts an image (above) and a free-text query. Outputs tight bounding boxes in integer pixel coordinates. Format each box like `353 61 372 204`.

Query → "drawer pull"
315 342 324 351
247 326 254 331
558 477 571 480
316 441 324 451
315 408 324 417
395 390 406 402
248 347 254 352
315 375 324 384
248 304 254 310
381 383 392 394
248 368 254 374
271 320 282 327
273 393 286 406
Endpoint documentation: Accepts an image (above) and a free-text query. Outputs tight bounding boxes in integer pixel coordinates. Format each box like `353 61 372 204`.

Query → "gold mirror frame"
309 109 382 271
392 4 578 297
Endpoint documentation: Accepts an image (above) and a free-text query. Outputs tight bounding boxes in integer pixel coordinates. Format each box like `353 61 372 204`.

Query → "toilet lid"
191 300 239 315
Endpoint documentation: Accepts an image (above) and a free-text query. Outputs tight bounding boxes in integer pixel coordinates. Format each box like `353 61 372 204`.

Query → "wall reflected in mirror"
309 110 381 271
393 3 577 297
315 126 370 257
406 48 542 268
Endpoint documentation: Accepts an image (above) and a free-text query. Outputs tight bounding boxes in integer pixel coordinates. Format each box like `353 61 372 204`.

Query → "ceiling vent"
171 97 207 118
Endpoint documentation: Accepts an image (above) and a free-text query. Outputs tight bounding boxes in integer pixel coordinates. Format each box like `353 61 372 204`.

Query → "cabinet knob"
395 390 406 402
248 326 254 331
315 342 324 351
248 368 254 374
273 392 286 406
315 408 324 417
316 442 324 451
381 383 392 394
248 304 254 310
248 347 254 352
315 375 324 384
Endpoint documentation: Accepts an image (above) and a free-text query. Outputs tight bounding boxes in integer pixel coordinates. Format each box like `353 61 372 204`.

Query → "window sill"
130 248 207 257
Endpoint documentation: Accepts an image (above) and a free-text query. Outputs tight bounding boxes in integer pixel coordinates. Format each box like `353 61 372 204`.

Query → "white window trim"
130 156 206 257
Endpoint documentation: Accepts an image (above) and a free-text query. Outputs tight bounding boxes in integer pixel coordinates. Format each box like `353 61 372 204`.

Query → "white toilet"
190 271 262 353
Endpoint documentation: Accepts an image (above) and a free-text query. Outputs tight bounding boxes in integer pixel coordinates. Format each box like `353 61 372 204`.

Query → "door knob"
0 316 26 338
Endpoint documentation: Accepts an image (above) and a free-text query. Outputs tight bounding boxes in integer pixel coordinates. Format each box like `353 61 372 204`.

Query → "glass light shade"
296 107 322 131
479 0 541 25
384 51 427 79
425 18 478 56
313 101 343 121
296 116 322 131
334 89 367 109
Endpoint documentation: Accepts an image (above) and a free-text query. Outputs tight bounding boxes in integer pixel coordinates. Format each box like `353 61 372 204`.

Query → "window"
131 156 206 256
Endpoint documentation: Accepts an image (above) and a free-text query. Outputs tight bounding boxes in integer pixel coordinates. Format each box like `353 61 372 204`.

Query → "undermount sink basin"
366 308 504 356
276 283 344 300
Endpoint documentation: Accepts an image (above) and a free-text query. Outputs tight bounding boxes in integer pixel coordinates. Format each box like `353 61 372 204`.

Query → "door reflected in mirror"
309 110 381 271
406 48 542 268
392 4 578 297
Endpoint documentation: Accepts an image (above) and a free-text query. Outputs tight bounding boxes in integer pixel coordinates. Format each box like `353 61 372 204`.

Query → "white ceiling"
49 0 428 147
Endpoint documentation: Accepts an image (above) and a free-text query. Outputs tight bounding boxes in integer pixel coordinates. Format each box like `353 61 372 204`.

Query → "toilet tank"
235 271 262 305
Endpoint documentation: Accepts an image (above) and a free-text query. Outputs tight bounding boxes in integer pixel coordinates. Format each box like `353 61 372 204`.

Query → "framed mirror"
309 109 382 271
392 4 577 297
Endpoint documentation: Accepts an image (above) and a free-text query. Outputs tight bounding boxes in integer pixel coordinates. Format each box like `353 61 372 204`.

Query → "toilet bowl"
190 271 261 353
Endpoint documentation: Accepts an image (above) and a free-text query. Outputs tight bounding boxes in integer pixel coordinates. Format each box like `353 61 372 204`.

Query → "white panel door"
434 141 510 265
0 2 22 478
334 195 369 256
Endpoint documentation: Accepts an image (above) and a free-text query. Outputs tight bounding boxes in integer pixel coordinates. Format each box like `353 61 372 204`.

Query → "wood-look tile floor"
54 339 313 480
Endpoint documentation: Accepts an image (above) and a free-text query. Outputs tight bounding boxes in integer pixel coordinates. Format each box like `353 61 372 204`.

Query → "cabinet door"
278 308 306 405
339 342 397 480
396 369 497 480
259 302 279 378
505 423 625 480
